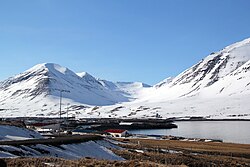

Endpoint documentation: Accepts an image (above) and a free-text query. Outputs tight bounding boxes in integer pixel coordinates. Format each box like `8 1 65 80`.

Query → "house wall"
109 131 128 138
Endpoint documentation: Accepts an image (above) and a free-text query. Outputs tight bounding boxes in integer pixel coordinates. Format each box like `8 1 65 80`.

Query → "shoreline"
1 116 250 121
172 118 250 121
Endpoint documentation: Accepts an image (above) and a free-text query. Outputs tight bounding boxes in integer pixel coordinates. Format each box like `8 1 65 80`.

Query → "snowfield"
0 125 42 141
0 38 250 119
0 140 124 160
0 125 123 160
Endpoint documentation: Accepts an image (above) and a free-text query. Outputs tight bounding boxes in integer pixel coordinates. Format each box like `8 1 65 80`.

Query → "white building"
104 129 129 138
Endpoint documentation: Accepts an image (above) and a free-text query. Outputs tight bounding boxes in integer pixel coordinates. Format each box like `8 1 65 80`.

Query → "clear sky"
0 0 250 85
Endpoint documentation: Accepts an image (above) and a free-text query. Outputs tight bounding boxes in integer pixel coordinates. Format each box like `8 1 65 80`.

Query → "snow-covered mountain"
98 79 151 99
0 63 150 117
85 38 250 119
150 38 250 99
1 38 250 118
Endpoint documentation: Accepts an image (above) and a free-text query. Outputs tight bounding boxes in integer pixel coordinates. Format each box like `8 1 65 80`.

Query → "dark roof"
72 129 97 133
28 123 58 127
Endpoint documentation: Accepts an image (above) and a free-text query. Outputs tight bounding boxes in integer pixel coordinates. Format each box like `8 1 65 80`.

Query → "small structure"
26 123 60 133
71 129 97 135
119 122 133 126
104 129 129 138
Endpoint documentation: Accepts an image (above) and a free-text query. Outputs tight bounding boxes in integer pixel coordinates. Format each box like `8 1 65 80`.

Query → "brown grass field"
117 138 250 158
113 138 250 166
1 138 250 166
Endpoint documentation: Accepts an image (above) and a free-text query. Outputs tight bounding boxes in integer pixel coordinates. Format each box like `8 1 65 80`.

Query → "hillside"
89 38 250 119
0 125 42 141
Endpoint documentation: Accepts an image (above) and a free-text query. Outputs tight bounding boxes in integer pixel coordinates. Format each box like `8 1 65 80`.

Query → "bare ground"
114 138 250 167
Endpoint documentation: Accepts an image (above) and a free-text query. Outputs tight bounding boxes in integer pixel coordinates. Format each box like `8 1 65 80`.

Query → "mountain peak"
76 72 90 78
1 38 250 118
148 37 250 101
223 37 250 53
26 63 69 75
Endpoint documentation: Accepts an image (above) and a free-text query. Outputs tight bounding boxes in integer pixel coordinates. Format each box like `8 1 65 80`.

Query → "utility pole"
59 90 62 120
55 89 70 134
66 103 69 120
57 89 70 118
66 103 69 131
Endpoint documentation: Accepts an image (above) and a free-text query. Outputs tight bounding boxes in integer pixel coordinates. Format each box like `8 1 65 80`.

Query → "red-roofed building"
104 129 129 138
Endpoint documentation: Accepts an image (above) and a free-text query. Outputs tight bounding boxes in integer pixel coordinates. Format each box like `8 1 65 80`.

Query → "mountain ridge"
0 62 150 117
1 38 250 118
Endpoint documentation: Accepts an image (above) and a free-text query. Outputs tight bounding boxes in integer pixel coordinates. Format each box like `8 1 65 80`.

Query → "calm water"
129 121 250 144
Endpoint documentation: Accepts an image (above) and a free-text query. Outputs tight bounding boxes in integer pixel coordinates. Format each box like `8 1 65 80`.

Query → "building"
104 129 129 138
71 129 97 135
26 123 60 133
119 122 133 126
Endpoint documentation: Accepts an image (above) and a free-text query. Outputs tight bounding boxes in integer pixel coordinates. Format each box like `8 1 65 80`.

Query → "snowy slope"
0 140 124 160
97 79 151 99
82 38 250 119
0 125 42 141
154 77 173 88
0 125 123 160
150 38 250 100
0 63 132 117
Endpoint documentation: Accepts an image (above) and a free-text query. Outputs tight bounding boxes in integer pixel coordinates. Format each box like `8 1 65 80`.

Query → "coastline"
173 118 250 121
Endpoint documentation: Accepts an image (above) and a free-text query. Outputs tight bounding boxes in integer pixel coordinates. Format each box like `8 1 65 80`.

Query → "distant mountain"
98 79 151 99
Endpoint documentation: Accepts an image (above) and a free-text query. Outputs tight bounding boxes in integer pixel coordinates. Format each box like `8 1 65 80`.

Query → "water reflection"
129 121 250 144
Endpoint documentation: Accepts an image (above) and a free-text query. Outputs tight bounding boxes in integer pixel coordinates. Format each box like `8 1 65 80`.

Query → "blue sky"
0 0 250 85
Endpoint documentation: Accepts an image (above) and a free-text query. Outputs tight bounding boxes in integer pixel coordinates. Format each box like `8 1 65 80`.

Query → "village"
0 117 177 138
0 117 225 143
1 117 250 167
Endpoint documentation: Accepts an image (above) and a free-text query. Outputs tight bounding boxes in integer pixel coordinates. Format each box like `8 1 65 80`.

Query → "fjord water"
129 121 250 144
